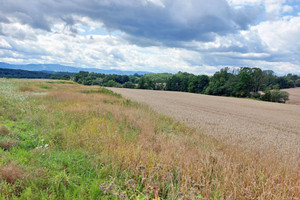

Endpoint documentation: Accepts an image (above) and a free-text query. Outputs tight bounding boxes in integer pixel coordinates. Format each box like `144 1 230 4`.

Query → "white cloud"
254 16 300 53
0 1 299 75
0 38 11 48
283 5 293 13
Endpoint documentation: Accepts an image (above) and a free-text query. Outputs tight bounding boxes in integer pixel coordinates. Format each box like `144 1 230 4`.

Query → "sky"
0 0 300 75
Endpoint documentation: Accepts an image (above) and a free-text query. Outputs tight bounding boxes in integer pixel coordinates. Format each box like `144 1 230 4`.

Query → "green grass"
46 81 77 84
37 84 53 89
81 87 122 98
0 80 155 199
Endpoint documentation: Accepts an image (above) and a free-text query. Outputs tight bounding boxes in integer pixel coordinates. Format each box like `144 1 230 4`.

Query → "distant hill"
0 68 75 79
0 62 150 75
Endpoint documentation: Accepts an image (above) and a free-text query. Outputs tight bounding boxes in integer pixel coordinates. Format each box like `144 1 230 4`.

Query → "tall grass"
0 79 299 199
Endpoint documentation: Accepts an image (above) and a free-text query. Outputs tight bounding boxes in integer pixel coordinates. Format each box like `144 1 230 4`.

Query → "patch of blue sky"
286 0 300 9
282 1 300 16
52 26 60 32
77 25 107 35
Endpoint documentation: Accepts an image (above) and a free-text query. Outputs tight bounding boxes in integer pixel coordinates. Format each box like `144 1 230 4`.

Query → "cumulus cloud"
0 0 299 75
0 0 260 45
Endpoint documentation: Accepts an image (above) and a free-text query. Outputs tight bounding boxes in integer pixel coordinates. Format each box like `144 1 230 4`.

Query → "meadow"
0 79 299 199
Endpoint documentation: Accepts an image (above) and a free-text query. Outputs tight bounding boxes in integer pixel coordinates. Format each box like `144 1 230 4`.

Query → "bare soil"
108 88 300 162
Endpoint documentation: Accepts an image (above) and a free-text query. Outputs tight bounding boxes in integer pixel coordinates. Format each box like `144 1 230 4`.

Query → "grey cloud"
0 25 3 35
0 16 9 23
0 0 261 46
0 0 52 31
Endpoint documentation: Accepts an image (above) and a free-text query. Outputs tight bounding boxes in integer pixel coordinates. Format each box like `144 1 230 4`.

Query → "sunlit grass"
0 78 299 199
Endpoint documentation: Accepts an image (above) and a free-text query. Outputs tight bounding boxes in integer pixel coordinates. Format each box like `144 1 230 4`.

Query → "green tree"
137 77 154 89
235 67 253 97
205 68 233 96
123 82 136 88
106 80 121 87
188 75 209 93
166 72 193 92
74 71 89 84
295 79 300 87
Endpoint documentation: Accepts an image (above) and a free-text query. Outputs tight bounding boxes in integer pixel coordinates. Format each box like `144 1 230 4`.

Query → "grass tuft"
0 125 10 136
0 164 25 184
0 138 18 151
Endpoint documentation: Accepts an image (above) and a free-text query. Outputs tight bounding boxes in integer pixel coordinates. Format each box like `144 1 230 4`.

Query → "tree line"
0 68 74 80
74 67 300 103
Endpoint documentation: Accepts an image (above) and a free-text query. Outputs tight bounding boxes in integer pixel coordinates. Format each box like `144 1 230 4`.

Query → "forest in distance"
0 68 74 80
74 67 300 103
1 66 299 103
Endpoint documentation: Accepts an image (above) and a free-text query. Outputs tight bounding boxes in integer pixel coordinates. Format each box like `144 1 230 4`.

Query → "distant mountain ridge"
0 62 150 75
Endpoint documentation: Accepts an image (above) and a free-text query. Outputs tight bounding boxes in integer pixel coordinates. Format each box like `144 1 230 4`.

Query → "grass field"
0 79 299 199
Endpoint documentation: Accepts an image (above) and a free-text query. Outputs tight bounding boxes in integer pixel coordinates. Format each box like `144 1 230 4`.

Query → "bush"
261 89 289 103
261 89 271 101
122 82 136 88
251 92 261 99
105 80 122 88
270 90 289 103
295 79 300 87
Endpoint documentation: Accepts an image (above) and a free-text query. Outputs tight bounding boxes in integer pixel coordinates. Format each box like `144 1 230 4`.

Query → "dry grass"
0 164 25 184
109 88 300 165
0 139 18 151
0 125 10 136
18 86 35 92
108 87 300 198
1 79 298 199
31 84 298 199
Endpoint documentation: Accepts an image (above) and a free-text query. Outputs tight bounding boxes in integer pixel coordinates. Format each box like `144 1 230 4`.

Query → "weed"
0 164 25 184
0 125 10 136
0 138 18 151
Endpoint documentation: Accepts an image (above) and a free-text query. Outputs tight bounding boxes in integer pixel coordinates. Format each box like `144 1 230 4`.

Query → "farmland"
0 79 299 199
283 87 300 104
109 88 300 164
